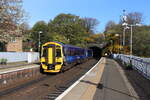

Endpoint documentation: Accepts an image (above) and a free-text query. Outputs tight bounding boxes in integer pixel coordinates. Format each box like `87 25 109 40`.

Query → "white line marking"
55 58 103 100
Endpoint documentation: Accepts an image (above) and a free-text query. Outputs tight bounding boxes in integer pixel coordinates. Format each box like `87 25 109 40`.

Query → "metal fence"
114 54 150 80
0 52 39 63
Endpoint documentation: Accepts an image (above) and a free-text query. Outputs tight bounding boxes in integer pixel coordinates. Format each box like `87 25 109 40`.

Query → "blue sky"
23 0 150 33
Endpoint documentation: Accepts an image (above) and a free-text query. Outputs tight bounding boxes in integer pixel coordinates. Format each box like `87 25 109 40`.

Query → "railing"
114 54 150 80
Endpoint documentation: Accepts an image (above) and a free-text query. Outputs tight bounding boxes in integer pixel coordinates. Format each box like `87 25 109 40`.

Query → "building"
6 37 23 52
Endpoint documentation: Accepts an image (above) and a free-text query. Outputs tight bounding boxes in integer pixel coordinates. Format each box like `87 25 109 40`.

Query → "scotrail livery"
40 42 93 73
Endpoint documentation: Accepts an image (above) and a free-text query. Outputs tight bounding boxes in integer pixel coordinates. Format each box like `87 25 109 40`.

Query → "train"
40 41 93 73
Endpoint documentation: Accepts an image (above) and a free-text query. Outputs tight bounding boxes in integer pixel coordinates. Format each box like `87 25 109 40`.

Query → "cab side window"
56 49 61 57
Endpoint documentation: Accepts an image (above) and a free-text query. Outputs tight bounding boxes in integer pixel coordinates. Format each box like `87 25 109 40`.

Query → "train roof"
63 44 83 49
52 41 85 49
47 41 91 50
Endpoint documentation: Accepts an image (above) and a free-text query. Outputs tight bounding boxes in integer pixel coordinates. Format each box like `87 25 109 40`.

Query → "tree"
19 22 30 35
104 20 128 54
104 13 150 57
119 12 144 51
31 21 49 51
48 13 87 46
105 21 116 31
82 17 99 34
132 26 150 57
85 34 105 44
19 22 30 40
119 12 143 25
30 13 100 48
51 32 69 44
0 0 25 42
127 12 143 25
104 21 122 35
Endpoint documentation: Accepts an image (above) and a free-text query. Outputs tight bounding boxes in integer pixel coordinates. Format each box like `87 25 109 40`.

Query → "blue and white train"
40 41 93 73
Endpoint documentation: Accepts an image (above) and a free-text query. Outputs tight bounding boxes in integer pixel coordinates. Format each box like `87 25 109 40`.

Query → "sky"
23 0 150 33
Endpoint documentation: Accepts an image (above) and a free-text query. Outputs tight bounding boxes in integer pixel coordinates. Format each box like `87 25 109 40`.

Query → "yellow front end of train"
40 42 63 73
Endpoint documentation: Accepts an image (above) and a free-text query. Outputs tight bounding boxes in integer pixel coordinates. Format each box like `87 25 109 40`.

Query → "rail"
114 54 150 80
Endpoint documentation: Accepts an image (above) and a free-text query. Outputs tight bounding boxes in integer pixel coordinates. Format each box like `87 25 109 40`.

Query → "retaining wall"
0 65 41 88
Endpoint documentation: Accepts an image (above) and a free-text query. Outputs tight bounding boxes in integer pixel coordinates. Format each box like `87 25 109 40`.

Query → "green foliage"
132 26 150 57
126 63 133 70
31 21 49 51
104 20 150 57
0 58 7 64
51 32 69 44
48 13 87 45
30 13 100 50
85 34 105 44
82 17 99 34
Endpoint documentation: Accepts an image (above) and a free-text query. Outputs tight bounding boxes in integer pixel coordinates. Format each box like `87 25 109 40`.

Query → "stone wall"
6 37 22 52
0 66 41 88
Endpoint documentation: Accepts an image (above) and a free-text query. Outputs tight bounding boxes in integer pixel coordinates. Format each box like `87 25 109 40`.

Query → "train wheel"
60 66 65 73
40 66 44 74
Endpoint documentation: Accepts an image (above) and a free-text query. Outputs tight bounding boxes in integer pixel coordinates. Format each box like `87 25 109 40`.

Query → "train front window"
42 48 47 57
56 49 61 57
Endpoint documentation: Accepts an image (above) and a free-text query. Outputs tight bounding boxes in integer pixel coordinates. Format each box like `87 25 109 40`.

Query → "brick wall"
6 37 23 52
0 66 41 88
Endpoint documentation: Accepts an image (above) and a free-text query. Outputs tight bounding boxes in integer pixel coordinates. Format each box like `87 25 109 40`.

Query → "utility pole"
130 25 133 55
121 10 129 54
38 31 43 52
123 28 126 46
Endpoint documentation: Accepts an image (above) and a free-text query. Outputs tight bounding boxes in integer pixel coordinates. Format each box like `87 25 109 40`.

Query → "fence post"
28 52 33 63
146 63 148 78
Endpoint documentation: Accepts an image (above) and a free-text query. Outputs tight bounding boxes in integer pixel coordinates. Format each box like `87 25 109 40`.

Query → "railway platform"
56 57 139 100
0 64 40 87
0 64 39 75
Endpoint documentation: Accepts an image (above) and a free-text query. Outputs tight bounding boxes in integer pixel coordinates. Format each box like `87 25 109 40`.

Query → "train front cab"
40 42 63 73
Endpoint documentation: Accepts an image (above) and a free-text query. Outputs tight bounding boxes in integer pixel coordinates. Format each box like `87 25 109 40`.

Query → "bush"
126 63 133 70
0 58 7 64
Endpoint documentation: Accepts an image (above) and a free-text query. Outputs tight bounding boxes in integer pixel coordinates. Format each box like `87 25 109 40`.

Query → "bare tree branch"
82 17 99 34
0 0 25 42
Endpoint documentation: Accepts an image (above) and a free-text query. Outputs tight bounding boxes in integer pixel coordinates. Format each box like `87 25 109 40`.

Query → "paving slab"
56 57 137 100
93 58 134 100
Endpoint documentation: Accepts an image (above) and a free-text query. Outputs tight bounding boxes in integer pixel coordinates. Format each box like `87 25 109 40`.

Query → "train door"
46 44 55 65
55 46 62 65
55 46 63 71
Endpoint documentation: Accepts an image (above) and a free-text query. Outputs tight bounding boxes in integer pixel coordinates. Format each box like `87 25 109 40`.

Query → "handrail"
114 54 150 80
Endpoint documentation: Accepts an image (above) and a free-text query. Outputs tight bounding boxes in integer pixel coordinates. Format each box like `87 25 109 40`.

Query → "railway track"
0 59 98 100
42 71 86 100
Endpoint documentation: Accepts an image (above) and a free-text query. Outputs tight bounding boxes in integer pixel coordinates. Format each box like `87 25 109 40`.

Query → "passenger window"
56 49 61 57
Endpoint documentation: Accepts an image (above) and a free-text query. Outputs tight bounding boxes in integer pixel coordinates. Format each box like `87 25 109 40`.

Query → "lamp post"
115 34 119 53
121 10 142 56
130 25 133 55
122 26 130 46
38 31 43 52
121 10 129 54
121 25 130 54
